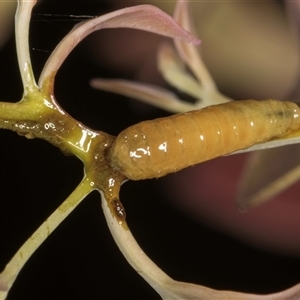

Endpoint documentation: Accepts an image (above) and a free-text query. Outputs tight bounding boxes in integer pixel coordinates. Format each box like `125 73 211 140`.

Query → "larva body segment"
108 100 300 180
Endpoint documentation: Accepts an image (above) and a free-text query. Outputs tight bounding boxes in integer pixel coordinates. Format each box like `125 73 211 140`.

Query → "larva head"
107 116 189 181
107 126 150 180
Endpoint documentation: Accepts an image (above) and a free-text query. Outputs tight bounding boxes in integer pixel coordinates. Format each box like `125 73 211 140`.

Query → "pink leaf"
90 78 196 113
173 1 215 91
39 4 200 88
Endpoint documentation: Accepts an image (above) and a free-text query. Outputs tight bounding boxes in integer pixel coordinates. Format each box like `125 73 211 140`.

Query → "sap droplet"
111 198 126 220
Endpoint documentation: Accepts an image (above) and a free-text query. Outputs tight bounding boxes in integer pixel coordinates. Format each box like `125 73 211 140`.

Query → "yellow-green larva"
108 99 300 180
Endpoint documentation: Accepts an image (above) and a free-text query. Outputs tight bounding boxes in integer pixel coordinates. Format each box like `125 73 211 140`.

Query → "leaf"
90 78 196 113
173 0 215 92
157 43 203 100
39 4 200 88
236 144 300 209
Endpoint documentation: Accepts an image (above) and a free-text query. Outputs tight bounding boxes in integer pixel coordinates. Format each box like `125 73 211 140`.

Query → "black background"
1 1 300 299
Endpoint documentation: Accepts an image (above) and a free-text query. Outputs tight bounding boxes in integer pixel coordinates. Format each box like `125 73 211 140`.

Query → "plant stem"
0 177 93 300
101 192 175 298
15 0 38 91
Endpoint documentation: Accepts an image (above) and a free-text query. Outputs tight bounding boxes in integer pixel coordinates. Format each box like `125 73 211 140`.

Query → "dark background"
1 1 300 299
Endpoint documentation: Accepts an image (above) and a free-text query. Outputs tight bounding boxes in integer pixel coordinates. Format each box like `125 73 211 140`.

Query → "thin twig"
0 177 93 300
15 0 38 91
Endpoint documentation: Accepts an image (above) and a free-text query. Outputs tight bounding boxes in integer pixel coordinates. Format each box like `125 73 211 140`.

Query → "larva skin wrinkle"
108 100 300 180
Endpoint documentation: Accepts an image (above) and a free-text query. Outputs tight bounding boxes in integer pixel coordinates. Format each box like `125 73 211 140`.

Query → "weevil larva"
108 99 300 180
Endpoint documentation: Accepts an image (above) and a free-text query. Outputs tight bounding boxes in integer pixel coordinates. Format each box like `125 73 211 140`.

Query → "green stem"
0 177 93 299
